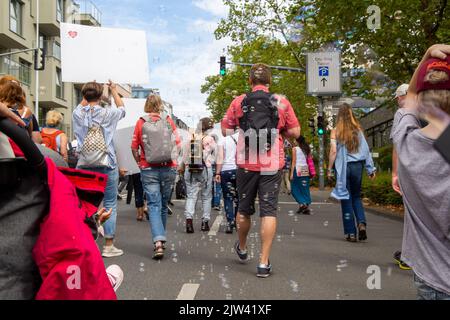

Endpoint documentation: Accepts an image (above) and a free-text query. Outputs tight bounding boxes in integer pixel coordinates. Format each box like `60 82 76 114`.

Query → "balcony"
0 56 31 86
38 0 63 37
0 0 27 49
72 1 102 26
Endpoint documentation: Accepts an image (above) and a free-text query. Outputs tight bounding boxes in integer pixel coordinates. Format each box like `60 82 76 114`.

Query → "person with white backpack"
131 94 179 260
73 80 126 258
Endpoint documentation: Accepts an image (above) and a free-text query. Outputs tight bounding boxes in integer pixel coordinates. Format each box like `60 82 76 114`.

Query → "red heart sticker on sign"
68 31 78 38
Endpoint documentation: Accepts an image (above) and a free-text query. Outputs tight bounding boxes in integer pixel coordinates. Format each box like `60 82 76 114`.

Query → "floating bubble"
139 268 145 272
323 221 329 227
140 262 145 267
288 210 294 216
289 280 300 293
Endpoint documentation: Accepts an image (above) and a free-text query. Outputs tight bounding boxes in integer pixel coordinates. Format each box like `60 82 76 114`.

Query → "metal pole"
35 0 40 123
225 61 304 73
318 96 325 191
0 48 38 58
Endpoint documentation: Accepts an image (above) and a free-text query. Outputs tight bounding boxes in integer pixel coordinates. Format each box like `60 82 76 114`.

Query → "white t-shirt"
218 133 238 172
295 146 309 177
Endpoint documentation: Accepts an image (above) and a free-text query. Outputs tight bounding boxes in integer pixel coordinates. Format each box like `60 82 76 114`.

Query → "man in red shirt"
221 63 300 277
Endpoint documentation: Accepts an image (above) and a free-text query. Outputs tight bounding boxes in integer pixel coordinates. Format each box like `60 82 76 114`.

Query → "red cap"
416 56 450 93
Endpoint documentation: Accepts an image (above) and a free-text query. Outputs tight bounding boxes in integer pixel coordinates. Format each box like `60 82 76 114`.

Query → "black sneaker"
394 251 412 270
393 251 402 264
225 222 233 234
167 206 173 216
302 207 311 215
358 224 367 241
256 262 272 278
186 219 194 234
234 240 248 263
201 220 210 232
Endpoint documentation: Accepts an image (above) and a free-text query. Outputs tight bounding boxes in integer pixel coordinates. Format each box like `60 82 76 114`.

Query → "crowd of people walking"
0 44 449 300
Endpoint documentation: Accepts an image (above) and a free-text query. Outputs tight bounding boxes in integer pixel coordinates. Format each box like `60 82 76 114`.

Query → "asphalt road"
102 191 416 300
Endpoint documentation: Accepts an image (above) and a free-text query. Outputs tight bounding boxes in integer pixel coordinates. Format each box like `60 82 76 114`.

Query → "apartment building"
0 0 131 139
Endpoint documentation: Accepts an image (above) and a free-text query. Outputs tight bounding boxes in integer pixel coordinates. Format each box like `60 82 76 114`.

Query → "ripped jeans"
184 168 213 221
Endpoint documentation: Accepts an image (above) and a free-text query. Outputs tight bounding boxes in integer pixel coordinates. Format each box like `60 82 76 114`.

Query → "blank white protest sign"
60 23 150 84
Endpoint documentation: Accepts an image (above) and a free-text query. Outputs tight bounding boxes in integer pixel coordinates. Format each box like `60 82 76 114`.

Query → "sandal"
153 242 164 260
136 207 144 221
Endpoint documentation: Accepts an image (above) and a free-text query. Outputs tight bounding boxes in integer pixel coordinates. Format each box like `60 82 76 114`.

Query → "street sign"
306 52 342 96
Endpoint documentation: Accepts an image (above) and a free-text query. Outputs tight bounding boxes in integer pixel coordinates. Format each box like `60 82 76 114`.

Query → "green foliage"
372 144 393 172
201 37 318 142
213 0 450 100
362 172 403 205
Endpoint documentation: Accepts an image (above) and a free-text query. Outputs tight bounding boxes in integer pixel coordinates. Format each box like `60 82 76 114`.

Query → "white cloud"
193 0 228 17
187 19 217 33
150 36 232 126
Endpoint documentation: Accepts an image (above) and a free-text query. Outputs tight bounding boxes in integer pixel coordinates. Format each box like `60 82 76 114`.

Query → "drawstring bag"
77 108 109 168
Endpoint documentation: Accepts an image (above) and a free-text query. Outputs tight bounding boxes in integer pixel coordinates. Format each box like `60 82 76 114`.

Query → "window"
56 68 64 99
10 0 23 35
56 0 64 22
19 59 31 86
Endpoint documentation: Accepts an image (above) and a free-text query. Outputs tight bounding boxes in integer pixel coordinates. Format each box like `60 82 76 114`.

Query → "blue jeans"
141 167 177 243
84 167 119 240
340 161 366 235
414 274 450 300
212 167 222 207
220 170 238 223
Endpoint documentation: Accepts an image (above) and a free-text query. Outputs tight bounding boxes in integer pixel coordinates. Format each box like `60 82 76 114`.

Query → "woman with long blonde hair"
328 104 376 242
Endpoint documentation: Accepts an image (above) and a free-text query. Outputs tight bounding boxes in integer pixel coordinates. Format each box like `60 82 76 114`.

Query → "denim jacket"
331 131 376 200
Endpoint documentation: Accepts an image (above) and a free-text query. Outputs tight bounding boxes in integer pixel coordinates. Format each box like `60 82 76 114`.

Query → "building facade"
0 0 131 139
131 86 174 118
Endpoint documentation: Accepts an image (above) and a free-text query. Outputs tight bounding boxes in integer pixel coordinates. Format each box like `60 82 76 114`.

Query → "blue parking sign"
319 66 329 77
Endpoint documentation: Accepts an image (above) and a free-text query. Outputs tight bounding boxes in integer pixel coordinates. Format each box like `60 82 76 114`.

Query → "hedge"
361 172 403 205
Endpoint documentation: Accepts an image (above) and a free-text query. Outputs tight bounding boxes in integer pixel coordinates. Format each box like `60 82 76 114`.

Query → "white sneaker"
106 265 124 292
102 245 124 258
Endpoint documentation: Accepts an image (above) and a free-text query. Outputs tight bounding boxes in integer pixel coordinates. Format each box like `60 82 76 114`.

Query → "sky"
92 0 231 127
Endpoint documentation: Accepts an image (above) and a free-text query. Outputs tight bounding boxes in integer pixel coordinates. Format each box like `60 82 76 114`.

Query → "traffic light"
308 117 315 135
317 115 325 136
34 48 46 71
220 56 226 76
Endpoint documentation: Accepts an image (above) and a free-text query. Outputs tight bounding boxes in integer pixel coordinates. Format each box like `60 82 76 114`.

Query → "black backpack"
188 134 205 173
239 90 279 156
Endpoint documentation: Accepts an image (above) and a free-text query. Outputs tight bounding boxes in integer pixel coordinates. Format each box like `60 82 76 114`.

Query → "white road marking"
278 202 333 205
176 283 200 300
208 215 223 236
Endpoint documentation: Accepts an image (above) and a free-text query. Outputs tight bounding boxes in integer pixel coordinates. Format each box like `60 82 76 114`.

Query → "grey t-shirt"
391 109 450 295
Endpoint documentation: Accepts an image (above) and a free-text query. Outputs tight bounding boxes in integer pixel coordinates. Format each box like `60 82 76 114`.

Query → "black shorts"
236 168 282 217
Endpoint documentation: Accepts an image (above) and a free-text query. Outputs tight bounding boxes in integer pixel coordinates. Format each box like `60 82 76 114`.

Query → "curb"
327 197 404 222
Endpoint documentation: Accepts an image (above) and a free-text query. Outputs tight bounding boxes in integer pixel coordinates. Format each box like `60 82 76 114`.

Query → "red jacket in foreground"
32 158 116 300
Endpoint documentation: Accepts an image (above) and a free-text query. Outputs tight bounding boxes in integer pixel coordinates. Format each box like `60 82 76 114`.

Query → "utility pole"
318 97 325 191
35 0 40 123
